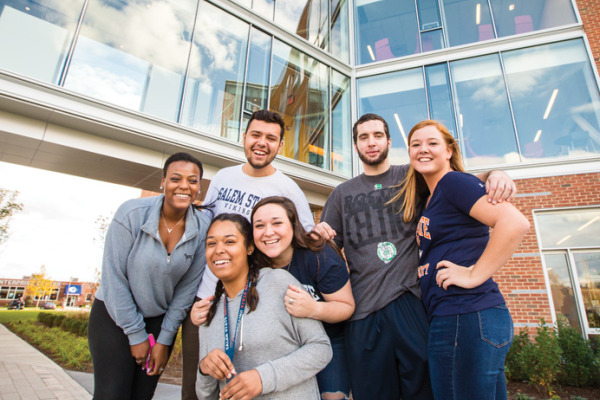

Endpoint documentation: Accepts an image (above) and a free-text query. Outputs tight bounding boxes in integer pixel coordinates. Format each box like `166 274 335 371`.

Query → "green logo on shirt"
374 184 382 190
377 242 397 264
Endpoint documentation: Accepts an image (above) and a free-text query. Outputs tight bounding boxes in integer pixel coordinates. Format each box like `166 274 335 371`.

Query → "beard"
357 145 389 166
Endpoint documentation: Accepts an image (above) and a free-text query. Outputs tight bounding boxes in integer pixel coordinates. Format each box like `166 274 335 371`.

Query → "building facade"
0 277 97 308
0 0 599 339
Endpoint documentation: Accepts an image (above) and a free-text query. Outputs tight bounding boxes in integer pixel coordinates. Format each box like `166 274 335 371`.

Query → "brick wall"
578 0 600 73
497 172 600 333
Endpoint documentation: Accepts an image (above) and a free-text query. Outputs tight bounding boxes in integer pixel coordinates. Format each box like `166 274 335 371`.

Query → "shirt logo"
377 242 397 264
374 184 382 190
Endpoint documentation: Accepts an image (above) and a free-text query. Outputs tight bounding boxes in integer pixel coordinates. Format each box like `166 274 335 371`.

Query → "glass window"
244 28 271 116
0 0 85 84
355 0 419 64
503 40 600 162
332 70 352 176
574 251 600 331
450 54 519 167
418 0 442 31
0 286 8 299
181 1 249 140
64 0 197 122
425 63 457 136
331 0 350 63
442 0 494 47
253 0 274 20
490 0 576 38
357 68 428 165
275 0 328 49
270 40 329 169
545 253 583 333
536 209 600 249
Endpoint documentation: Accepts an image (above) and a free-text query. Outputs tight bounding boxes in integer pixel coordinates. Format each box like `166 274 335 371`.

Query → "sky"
0 161 141 282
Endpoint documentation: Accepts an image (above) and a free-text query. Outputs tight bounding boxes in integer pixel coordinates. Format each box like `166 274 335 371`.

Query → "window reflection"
0 0 85 84
181 1 249 140
536 209 600 249
355 0 419 64
270 40 329 169
503 40 600 162
574 252 600 330
545 253 583 333
357 68 428 165
442 0 495 46
244 28 271 116
450 54 519 167
331 0 350 63
64 0 196 122
253 0 274 20
332 71 352 176
275 0 328 49
425 63 457 136
490 0 576 38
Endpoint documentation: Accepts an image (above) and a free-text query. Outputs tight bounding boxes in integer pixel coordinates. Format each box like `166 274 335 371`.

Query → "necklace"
161 211 185 234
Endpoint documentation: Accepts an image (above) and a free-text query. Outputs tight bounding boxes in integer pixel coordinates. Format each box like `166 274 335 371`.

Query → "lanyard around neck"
223 277 250 365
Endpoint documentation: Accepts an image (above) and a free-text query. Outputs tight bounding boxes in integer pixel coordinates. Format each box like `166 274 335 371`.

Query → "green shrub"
37 311 89 337
524 319 562 397
557 321 600 387
506 329 530 381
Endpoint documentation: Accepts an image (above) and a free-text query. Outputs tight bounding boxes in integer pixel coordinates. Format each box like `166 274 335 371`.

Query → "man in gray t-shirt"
318 114 516 400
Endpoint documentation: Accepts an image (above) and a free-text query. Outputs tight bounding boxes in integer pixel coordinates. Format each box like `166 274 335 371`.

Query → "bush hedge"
506 319 600 396
38 312 89 337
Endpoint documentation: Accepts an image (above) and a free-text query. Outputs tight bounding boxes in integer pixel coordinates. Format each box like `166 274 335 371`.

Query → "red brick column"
578 0 600 73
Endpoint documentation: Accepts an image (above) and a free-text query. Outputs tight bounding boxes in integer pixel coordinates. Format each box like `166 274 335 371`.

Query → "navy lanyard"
223 278 250 365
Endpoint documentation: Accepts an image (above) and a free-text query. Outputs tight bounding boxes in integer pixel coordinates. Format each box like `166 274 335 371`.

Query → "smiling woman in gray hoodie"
88 152 211 400
196 213 332 400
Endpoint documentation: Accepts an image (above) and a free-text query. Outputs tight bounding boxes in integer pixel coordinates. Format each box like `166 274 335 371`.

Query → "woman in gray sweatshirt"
88 152 211 400
196 213 332 400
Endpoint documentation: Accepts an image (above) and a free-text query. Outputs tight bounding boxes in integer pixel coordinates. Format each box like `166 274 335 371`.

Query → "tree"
0 187 24 246
26 265 56 308
93 213 114 289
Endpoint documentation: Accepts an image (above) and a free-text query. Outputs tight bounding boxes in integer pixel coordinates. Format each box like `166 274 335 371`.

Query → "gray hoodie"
196 268 332 399
95 194 210 346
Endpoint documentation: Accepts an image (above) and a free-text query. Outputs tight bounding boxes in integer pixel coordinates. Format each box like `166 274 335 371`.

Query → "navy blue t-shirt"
288 245 349 338
416 171 505 319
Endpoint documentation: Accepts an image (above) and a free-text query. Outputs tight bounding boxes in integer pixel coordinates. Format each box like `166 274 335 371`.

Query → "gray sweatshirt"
196 268 332 399
95 195 210 346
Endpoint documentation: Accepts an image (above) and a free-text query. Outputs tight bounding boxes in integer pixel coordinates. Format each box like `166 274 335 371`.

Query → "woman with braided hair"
196 213 332 400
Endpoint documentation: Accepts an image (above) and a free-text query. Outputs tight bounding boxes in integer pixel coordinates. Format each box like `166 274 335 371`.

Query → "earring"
160 186 163 190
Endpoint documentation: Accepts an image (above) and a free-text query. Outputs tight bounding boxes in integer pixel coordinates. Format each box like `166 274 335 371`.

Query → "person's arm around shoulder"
285 248 354 323
436 195 530 290
475 170 517 204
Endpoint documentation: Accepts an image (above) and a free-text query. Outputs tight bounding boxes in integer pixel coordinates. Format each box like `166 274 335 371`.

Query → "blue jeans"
428 305 513 400
317 332 351 399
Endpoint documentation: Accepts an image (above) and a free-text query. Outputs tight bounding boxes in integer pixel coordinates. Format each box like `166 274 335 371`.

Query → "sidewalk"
0 325 180 400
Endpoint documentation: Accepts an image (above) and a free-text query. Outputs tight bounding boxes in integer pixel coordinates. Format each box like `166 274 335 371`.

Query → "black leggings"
88 299 173 400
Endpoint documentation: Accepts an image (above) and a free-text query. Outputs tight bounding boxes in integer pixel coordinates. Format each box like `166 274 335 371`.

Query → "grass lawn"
0 309 45 324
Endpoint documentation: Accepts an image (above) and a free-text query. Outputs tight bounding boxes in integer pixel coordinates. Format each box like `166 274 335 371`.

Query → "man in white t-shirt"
181 110 315 400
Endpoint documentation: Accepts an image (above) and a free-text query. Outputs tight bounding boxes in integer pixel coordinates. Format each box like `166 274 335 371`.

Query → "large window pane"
442 0 494 47
275 0 328 49
536 209 600 249
244 28 271 115
504 40 600 162
331 0 349 63
450 54 519 167
355 0 419 64
270 40 329 169
0 0 85 84
425 63 457 136
64 0 196 122
357 68 428 165
574 252 600 330
545 253 583 333
332 71 352 176
181 2 249 140
491 0 576 38
253 0 274 20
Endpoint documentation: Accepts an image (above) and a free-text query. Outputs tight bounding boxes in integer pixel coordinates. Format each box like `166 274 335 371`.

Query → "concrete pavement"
0 324 181 399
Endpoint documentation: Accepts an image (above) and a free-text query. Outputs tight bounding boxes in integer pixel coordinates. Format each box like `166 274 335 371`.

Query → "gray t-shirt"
321 164 421 321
